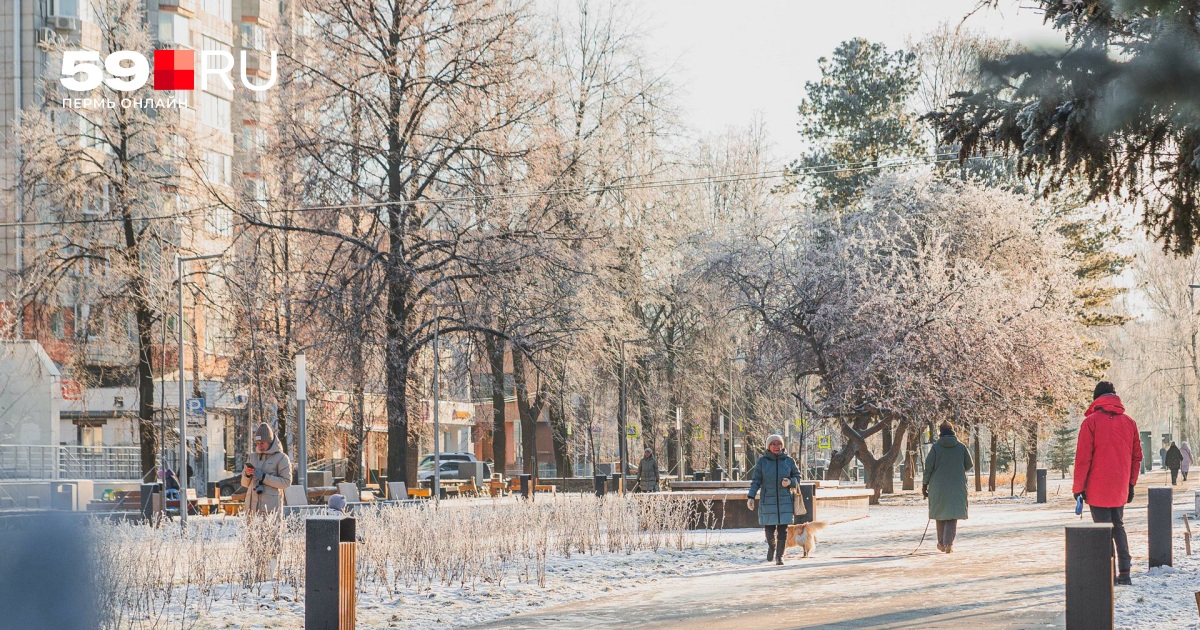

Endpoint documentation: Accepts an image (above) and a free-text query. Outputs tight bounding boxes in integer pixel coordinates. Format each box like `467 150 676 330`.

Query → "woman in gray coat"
923 423 972 553
747 434 801 565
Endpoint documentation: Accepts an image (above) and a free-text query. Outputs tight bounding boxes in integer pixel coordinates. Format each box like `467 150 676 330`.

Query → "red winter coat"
1072 394 1143 508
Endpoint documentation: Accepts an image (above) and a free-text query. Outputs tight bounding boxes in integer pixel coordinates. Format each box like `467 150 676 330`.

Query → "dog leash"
826 519 936 560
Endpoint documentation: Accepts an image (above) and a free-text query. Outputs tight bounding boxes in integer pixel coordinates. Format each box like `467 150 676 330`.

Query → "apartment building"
0 0 278 483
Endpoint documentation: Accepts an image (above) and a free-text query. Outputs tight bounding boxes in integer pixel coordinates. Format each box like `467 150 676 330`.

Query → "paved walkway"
476 471 1184 629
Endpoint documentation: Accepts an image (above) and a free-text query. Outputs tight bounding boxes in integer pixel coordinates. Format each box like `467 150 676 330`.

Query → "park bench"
507 477 557 496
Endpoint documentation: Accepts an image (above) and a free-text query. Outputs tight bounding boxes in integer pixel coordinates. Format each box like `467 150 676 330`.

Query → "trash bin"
693 471 708 481
594 474 607 497
715 467 726 481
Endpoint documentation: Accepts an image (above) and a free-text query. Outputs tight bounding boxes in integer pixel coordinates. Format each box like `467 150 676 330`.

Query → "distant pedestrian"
1160 444 1167 470
326 494 347 515
636 448 660 492
1182 442 1194 481
923 423 972 554
1166 442 1183 485
747 434 801 565
1073 381 1143 586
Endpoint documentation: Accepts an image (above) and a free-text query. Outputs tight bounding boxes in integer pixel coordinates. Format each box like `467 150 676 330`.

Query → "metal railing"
0 445 145 480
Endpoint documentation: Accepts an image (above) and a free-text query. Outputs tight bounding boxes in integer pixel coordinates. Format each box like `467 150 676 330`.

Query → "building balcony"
158 0 197 18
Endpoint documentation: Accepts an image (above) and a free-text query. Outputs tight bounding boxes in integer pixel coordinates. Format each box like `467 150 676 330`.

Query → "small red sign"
61 380 82 401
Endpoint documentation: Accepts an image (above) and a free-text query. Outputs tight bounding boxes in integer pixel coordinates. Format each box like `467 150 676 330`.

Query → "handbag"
792 486 807 516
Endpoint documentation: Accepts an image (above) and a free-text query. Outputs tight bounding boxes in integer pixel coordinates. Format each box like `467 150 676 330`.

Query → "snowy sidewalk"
473 479 1200 629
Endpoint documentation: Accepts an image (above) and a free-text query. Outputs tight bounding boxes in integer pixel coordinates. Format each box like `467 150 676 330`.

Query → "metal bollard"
1065 523 1114 630
306 515 356 630
1194 489 1199 518
1149 486 1173 568
796 483 816 524
593 474 607 497
1036 468 1047 504
519 474 532 500
139 483 159 522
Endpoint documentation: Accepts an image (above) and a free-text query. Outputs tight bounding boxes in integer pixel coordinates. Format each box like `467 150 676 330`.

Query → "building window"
49 0 79 17
239 23 267 51
200 0 231 21
203 151 232 186
80 424 102 450
158 12 191 47
50 309 65 339
206 206 233 237
199 92 231 132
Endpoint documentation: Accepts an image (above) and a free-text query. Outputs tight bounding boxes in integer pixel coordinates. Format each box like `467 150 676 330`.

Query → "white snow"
83 473 1200 628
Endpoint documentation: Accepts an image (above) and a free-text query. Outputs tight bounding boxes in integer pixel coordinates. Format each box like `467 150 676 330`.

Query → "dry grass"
91 493 706 628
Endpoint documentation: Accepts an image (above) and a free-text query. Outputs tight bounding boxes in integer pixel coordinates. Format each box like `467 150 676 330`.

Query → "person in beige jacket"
241 423 293 514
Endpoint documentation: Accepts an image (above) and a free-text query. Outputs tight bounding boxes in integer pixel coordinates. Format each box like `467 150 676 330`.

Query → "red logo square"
154 49 195 90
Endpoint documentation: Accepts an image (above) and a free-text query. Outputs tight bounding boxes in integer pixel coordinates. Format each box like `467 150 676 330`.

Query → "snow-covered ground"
87 470 1200 628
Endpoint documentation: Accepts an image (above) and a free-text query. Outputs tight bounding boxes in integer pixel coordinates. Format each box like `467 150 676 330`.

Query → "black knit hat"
1093 381 1116 400
938 423 954 437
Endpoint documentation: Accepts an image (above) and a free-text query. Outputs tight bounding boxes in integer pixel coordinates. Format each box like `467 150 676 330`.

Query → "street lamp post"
295 352 307 490
177 253 220 529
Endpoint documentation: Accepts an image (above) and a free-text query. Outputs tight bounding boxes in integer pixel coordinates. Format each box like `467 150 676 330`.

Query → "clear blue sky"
638 0 1063 160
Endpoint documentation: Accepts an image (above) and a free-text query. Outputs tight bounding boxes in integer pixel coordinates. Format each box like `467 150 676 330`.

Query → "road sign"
794 418 803 430
186 398 205 416
626 424 638 438
818 435 831 450
692 427 703 440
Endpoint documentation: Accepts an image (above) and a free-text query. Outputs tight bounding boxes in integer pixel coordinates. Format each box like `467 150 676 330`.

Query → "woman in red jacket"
1072 381 1143 586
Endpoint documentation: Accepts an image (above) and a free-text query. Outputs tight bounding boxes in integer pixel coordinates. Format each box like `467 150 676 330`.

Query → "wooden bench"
507 478 557 496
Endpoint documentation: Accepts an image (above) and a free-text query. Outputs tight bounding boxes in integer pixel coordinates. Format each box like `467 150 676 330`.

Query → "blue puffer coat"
748 451 801 526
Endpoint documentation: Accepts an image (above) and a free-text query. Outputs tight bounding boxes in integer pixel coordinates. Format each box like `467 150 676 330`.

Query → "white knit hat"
766 434 784 447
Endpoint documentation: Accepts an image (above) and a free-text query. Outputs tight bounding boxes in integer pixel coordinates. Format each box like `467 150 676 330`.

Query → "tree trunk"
635 358 653 460
512 349 542 479
881 420 894 494
988 431 998 492
346 350 366 484
973 422 982 492
1025 423 1039 494
901 424 917 490
484 333 507 474
548 395 572 477
134 295 157 479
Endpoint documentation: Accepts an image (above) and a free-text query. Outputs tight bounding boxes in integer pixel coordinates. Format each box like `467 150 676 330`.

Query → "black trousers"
1170 468 1179 485
764 525 788 560
1089 506 1131 574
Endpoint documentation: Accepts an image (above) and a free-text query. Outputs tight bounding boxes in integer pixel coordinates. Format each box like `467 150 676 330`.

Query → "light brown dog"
785 521 827 557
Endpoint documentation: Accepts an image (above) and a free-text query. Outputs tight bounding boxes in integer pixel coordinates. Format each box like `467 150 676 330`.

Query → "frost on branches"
716 175 1089 502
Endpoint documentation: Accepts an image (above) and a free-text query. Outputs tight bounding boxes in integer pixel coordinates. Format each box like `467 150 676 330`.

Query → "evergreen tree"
929 0 1200 255
1050 421 1077 479
786 38 922 211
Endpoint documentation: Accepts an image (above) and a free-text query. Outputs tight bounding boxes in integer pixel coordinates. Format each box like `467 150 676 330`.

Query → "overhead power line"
0 151 1000 230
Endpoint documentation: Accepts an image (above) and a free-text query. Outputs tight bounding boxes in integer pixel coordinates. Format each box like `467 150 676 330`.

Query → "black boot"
767 542 775 562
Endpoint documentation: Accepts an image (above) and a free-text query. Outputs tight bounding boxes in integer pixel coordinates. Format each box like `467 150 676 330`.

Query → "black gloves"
1073 491 1085 502
921 484 928 499
1127 485 1135 503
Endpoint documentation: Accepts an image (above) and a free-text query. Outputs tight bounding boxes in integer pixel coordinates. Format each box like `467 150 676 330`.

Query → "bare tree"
14 0 203 477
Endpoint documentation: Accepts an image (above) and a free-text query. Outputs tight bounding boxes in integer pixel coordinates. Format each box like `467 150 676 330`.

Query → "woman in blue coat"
747 434 801 565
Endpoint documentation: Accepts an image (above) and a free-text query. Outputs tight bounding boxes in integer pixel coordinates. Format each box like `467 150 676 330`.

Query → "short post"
306 515 356 630
1036 468 1047 504
796 482 816 524
1149 486 1173 568
139 483 159 522
1194 489 1199 518
593 474 606 497
519 474 532 500
1065 523 1114 630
